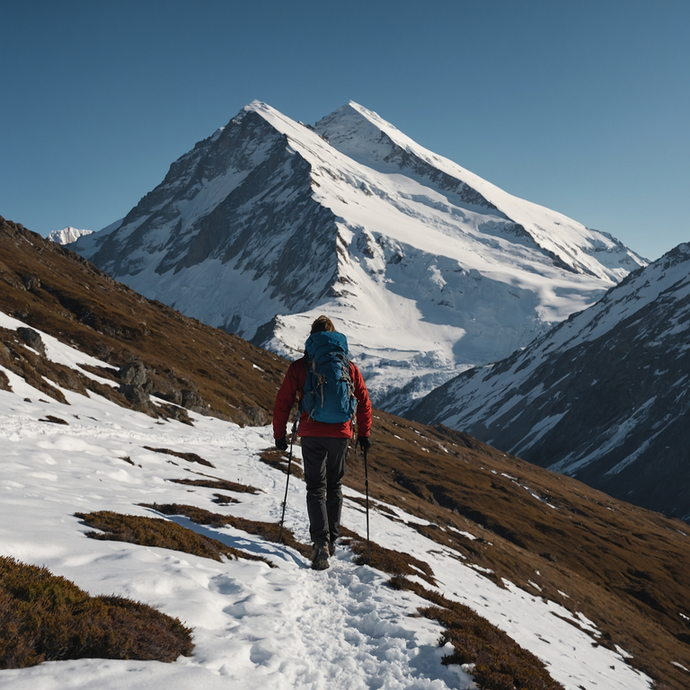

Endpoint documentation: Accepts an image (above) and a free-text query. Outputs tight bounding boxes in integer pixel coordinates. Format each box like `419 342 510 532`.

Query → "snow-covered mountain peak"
311 101 407 162
243 99 289 124
531 240 690 357
48 226 93 245
316 103 646 283
71 101 647 410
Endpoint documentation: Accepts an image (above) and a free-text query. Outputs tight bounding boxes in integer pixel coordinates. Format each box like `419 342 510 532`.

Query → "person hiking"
273 315 372 570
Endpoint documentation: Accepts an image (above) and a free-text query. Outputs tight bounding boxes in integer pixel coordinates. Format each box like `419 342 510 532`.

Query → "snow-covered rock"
71 101 646 409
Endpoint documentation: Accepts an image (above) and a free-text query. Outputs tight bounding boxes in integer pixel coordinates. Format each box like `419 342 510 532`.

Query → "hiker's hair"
310 315 336 334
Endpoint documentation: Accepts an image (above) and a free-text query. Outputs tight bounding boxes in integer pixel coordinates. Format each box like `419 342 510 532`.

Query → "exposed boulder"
180 389 207 414
117 362 152 405
20 274 41 291
16 327 46 356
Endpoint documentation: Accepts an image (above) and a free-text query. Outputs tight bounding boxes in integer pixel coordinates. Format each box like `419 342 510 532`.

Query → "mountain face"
407 243 690 521
48 226 93 244
71 101 645 408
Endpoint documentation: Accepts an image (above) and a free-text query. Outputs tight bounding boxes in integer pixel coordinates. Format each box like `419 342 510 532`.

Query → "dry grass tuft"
0 370 11 391
212 494 239 505
170 476 260 494
144 446 214 468
40 415 69 425
142 503 312 559
389 576 564 690
259 448 305 480
0 555 193 669
76 510 273 566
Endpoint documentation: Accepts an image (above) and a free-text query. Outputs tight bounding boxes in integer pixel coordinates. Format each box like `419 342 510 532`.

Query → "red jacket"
273 356 372 439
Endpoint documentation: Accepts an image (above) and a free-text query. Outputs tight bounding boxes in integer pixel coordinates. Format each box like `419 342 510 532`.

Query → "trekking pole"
363 443 371 563
278 419 298 543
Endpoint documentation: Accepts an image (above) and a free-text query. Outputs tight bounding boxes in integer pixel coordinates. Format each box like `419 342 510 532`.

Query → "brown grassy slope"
0 217 285 425
2 215 690 687
390 576 564 690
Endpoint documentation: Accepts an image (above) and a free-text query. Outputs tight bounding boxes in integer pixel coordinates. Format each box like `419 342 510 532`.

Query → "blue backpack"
301 331 357 423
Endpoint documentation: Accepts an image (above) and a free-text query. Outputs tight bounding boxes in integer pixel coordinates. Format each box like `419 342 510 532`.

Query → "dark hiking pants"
300 436 350 547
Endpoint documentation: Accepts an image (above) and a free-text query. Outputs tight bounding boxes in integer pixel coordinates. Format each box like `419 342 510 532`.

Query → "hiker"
273 315 372 570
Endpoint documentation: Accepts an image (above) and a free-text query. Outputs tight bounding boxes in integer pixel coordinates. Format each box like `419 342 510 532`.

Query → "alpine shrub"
0 556 193 669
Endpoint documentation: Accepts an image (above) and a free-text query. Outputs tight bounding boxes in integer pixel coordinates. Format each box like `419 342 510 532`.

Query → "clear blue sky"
1 0 688 260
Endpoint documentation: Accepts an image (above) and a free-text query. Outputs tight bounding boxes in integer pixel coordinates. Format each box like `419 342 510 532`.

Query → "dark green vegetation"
0 556 192 669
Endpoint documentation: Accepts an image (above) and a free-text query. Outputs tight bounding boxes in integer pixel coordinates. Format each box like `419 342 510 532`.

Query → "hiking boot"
311 542 330 570
327 539 336 557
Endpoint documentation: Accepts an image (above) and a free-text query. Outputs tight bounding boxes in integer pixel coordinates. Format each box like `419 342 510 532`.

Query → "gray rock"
17 327 46 356
118 361 148 387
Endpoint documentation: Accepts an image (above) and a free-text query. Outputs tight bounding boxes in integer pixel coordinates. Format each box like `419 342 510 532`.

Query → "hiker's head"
310 315 336 334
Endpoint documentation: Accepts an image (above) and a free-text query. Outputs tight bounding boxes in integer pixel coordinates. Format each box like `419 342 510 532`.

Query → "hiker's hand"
275 436 288 451
358 436 371 452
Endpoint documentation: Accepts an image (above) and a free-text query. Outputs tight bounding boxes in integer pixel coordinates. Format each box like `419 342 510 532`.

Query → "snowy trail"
0 385 470 690
188 556 464 690
0 319 654 689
